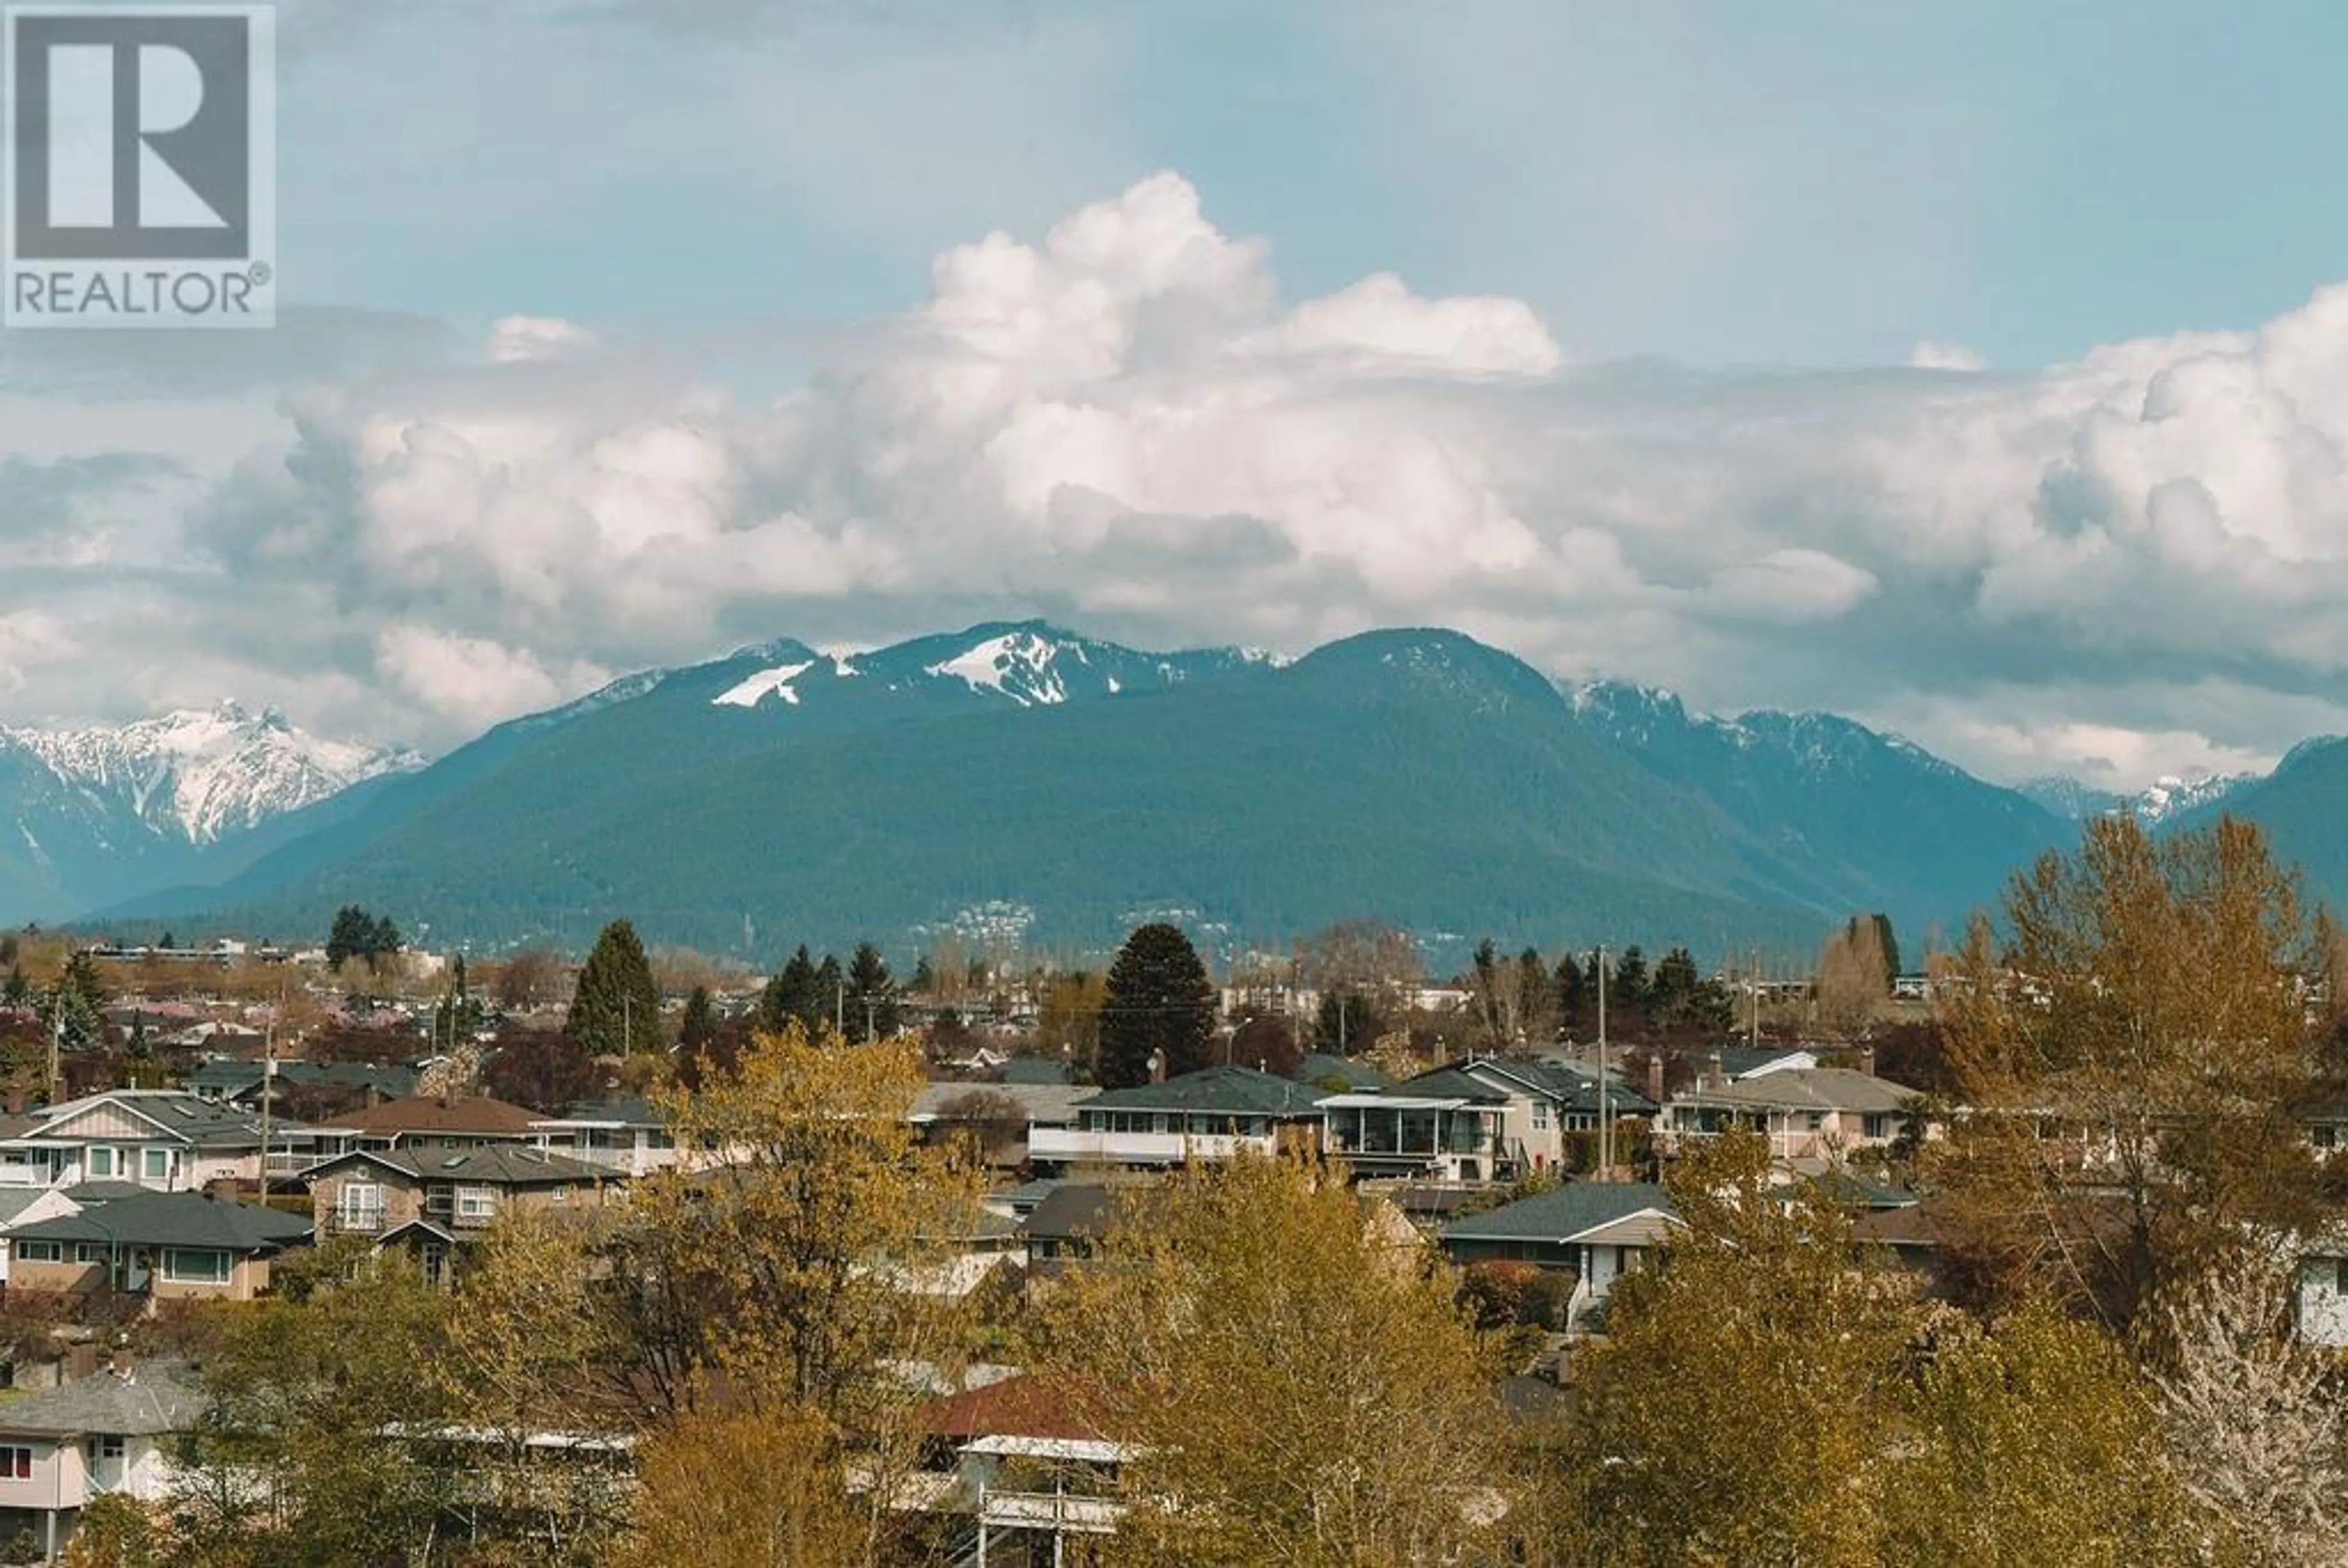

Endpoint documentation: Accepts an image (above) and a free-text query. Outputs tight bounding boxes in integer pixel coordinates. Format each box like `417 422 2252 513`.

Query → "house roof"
304 1145 612 1187
187 1059 420 1099
1852 1199 1951 1251
1392 1067 1512 1105
1296 1053 1392 1090
14 1091 283 1150
920 1373 1100 1443
1713 1047 1818 1079
0 1360 205 1438
999 1058 1074 1086
9 1191 312 1253
1464 1058 1660 1116
309 1095 543 1138
1024 1183 1118 1243
1441 1181 1677 1245
1075 1064 1318 1117
1669 1068 1921 1116
1807 1171 1917 1211
0 1188 52 1226
912 1081 1091 1127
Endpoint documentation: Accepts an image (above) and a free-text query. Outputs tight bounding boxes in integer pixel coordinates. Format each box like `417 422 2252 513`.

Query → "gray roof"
1024 1183 1118 1243
18 1091 286 1150
1297 1053 1391 1090
0 1188 50 1226
1077 1065 1319 1117
10 1191 313 1253
306 1145 613 1186
187 1060 421 1099
57 1180 149 1205
1669 1068 1920 1116
1442 1181 1675 1245
0 1360 205 1437
1463 1058 1659 1116
914 1081 1091 1127
999 1058 1073 1086
1714 1047 1817 1079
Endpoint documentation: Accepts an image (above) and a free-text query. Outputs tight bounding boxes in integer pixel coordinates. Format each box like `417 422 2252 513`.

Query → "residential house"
912 1081 1091 1171
1439 1181 1678 1331
1316 1075 1513 1184
0 1091 299 1194
6 1190 312 1302
1709 1046 1822 1080
0 1188 81 1287
1022 1183 1117 1275
304 1094 544 1160
1370 1058 1658 1177
0 1355 203 1564
302 1144 616 1287
528 1097 682 1178
1655 1067 1924 1165
908 1372 1129 1564
1028 1066 1323 1172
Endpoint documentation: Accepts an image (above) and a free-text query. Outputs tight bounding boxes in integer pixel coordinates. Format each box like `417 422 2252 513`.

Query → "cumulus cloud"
14 171 2348 789
488 315 601 364
1908 339 1985 371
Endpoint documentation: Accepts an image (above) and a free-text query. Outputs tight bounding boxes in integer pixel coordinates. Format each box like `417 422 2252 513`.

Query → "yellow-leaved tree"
1038 1150 1525 1567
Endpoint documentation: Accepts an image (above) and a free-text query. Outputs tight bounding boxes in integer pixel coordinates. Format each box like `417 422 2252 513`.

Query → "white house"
0 1092 297 1193
0 1355 201 1562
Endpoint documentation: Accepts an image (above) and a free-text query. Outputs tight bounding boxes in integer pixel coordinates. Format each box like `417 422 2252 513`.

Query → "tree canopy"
1098 922 1217 1088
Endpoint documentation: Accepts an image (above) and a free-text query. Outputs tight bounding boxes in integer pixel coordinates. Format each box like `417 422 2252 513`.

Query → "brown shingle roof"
308 1094 542 1137
920 1374 1101 1443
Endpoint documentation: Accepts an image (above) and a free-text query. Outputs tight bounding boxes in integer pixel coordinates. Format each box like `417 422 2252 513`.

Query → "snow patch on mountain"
0 702 423 844
714 661 815 709
926 630 1080 706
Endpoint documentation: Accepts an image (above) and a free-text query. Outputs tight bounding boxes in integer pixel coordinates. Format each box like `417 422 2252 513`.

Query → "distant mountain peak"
2022 769 2256 824
0 704 420 847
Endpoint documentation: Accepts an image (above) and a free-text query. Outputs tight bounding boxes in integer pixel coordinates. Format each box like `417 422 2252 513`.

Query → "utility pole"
1596 944 1610 1180
623 993 631 1056
1749 944 1761 1048
258 993 275 1200
836 979 845 1039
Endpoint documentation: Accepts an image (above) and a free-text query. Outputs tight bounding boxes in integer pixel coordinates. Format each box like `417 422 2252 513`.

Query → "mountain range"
0 704 419 925
12 624 2344 965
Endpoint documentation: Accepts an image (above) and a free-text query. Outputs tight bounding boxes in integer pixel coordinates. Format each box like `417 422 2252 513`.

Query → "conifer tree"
812 953 843 1036
679 984 719 1059
759 946 819 1035
1098 923 1216 1088
844 943 900 1043
567 919 664 1056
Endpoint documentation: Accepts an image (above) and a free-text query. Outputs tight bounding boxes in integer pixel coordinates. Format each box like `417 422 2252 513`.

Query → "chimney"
1860 1047 1876 1078
1645 1053 1664 1106
111 1343 136 1380
67 1344 99 1382
1705 1053 1726 1092
1148 1048 1167 1085
3 1081 24 1116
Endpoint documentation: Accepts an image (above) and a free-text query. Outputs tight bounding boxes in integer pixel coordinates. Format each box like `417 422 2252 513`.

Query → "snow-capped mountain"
2 702 418 844
0 702 421 921
2020 771 2256 825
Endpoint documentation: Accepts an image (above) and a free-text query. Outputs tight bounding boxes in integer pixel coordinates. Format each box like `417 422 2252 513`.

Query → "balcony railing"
1028 1128 1274 1165
979 1489 1123 1535
330 1210 385 1234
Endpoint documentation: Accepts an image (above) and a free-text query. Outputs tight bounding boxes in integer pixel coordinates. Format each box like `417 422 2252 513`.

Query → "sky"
8 0 2348 790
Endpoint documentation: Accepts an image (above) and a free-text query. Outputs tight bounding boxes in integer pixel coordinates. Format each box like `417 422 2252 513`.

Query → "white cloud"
15 173 2348 789
1908 339 1985 371
488 315 600 364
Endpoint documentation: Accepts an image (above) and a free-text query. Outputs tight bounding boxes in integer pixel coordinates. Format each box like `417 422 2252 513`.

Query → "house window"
2317 1125 2340 1150
338 1180 385 1230
142 1149 171 1182
84 1436 123 1462
1864 1114 1891 1140
161 1248 231 1284
0 1446 29 1480
86 1147 116 1177
15 1240 61 1264
75 1242 109 1265
1532 1104 1549 1131
454 1186 498 1224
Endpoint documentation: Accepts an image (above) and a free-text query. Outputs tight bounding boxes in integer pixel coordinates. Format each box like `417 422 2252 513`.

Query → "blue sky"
267 0 2348 367
9 0 2348 792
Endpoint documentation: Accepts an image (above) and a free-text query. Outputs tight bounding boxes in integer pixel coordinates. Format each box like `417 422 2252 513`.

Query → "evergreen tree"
1554 952 1589 1034
1870 913 1903 985
432 955 484 1050
1098 924 1217 1089
1313 990 1376 1053
909 955 937 995
567 919 665 1056
1611 944 1652 1007
813 954 844 1036
43 951 105 1052
679 985 720 1059
326 905 372 970
759 946 820 1035
1 965 30 1009
844 943 901 1043
158 929 176 951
